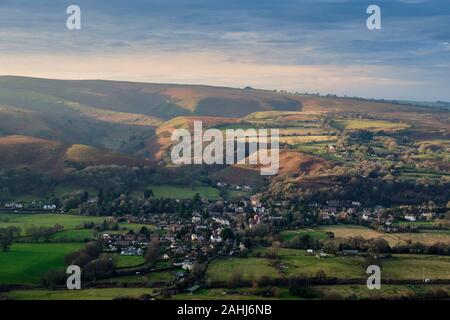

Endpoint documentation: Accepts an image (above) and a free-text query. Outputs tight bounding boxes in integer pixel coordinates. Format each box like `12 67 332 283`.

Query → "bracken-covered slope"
0 76 449 180
0 135 149 174
0 76 302 120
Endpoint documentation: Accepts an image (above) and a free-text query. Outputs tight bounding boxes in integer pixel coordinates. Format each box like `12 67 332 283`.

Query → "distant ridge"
0 76 448 175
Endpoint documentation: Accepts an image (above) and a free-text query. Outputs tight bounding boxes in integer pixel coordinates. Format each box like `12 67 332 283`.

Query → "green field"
249 247 365 279
52 185 96 198
279 127 329 136
293 141 345 161
317 225 403 246
393 220 438 228
275 248 366 279
314 284 450 300
391 230 450 245
0 213 110 236
0 185 97 202
172 288 280 300
105 254 145 268
6 288 158 300
116 222 157 233
275 248 450 281
315 223 450 247
0 243 84 284
398 169 448 181
132 185 221 200
50 229 95 242
250 247 450 281
214 122 258 131
280 135 336 146
208 249 364 282
280 228 327 242
244 111 320 123
224 190 250 201
7 284 450 300
333 119 410 132
282 225 405 246
172 284 450 300
0 193 40 202
383 254 450 280
99 270 177 284
206 257 279 282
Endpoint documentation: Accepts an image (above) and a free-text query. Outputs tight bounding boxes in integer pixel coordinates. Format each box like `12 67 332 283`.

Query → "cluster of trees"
396 224 420 233
76 189 205 217
203 269 345 299
144 237 160 265
0 226 20 251
65 241 104 267
26 224 64 242
284 232 450 257
391 242 450 256
68 164 217 196
284 235 391 255
266 174 450 208
84 219 119 232
0 169 54 197
65 240 115 280
284 234 322 251
288 275 320 299
0 163 216 214
42 241 115 288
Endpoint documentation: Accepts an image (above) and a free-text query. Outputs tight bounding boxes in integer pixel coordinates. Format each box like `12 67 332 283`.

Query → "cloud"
0 0 448 100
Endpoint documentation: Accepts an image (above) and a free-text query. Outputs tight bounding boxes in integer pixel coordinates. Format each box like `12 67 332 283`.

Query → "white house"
121 248 143 256
182 261 194 271
210 234 223 243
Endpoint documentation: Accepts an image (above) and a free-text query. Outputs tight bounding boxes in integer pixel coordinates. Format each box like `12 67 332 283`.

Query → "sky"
0 0 449 101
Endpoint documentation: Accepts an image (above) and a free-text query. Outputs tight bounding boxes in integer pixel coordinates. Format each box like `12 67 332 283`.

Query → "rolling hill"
0 76 302 120
137 116 241 161
0 135 148 174
0 76 448 181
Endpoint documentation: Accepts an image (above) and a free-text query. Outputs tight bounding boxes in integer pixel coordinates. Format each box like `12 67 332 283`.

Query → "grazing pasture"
383 254 450 280
132 184 220 200
318 225 403 246
205 257 279 282
280 135 336 145
172 288 279 300
333 119 410 132
275 248 366 279
98 270 177 284
104 253 145 268
0 213 110 236
6 288 158 300
0 243 84 284
173 285 450 300
391 230 450 245
215 249 366 280
116 222 157 233
280 229 327 242
314 284 450 300
252 247 450 281
50 229 95 242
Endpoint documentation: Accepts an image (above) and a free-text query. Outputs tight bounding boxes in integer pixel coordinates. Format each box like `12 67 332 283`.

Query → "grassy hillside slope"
0 135 148 173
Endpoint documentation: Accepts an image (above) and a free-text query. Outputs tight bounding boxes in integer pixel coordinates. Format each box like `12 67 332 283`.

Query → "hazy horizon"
1 74 449 104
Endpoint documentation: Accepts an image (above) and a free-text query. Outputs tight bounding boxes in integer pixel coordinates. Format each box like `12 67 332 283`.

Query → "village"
79 190 444 276
1 181 449 300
